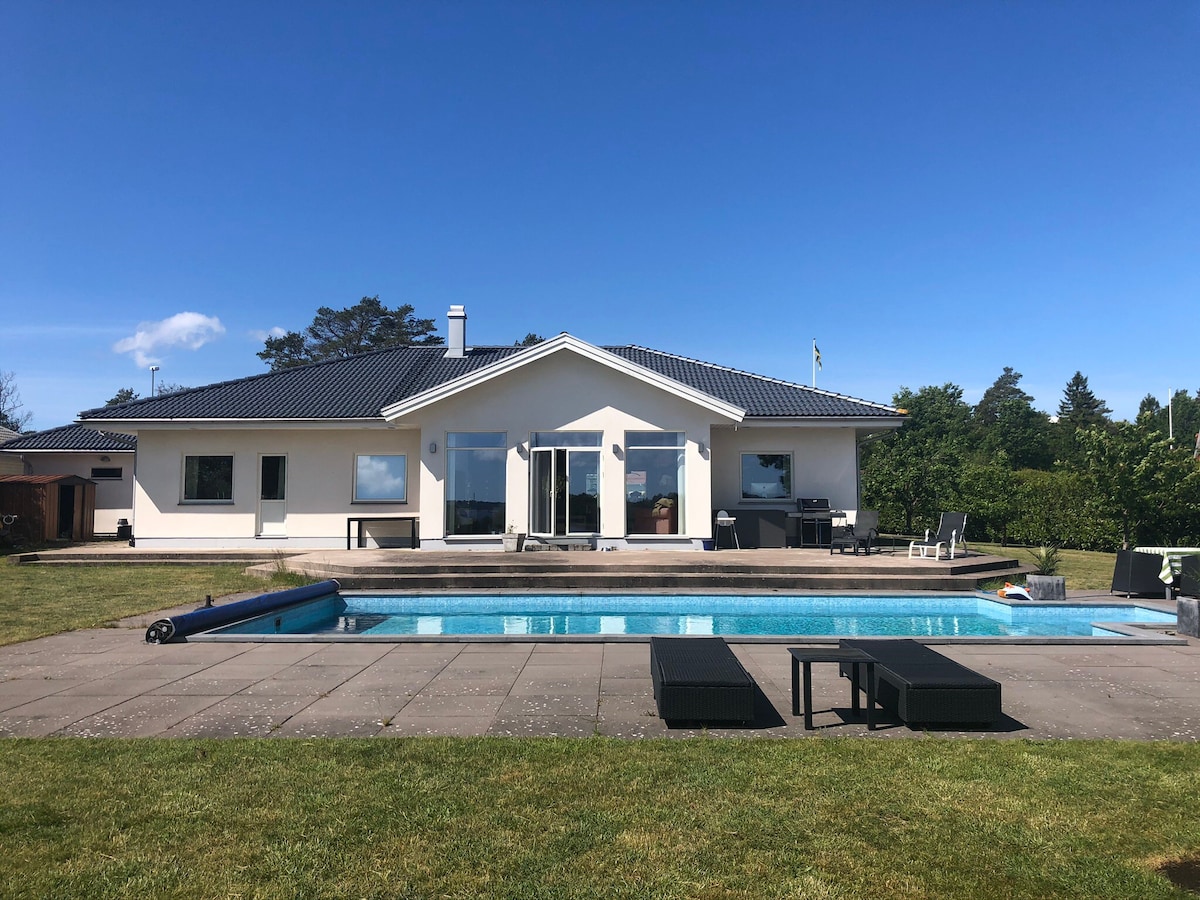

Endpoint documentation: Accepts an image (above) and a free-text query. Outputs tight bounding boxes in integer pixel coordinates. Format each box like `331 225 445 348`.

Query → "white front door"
258 455 287 536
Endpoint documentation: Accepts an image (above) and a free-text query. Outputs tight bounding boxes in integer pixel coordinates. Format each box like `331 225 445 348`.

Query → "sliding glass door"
529 432 601 536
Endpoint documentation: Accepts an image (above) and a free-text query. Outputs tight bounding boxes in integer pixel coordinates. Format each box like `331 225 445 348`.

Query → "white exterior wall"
20 451 134 534
132 427 420 548
407 352 727 549
709 425 859 513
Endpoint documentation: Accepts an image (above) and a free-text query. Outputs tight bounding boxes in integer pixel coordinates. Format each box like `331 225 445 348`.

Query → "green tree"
1054 371 1112 464
984 400 1055 470
1078 421 1200 547
106 388 139 406
516 333 545 347
1057 371 1111 429
1138 389 1200 451
257 296 442 370
974 367 1033 427
860 384 973 532
0 370 33 432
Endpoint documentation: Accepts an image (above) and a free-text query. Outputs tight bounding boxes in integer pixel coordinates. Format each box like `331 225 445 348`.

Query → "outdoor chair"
1110 549 1169 597
830 509 879 555
839 638 1001 726
908 512 967 560
650 637 755 725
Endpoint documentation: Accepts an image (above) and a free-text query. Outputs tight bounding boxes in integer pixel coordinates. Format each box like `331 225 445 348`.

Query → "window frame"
739 452 793 502
445 431 508 536
181 454 235 504
624 430 686 536
90 467 124 480
352 453 408 503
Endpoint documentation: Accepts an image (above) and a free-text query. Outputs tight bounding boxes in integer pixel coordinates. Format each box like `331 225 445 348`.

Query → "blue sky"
3 1 1197 431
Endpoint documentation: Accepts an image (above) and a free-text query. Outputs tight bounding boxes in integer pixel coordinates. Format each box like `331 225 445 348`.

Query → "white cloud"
248 326 288 342
113 312 225 367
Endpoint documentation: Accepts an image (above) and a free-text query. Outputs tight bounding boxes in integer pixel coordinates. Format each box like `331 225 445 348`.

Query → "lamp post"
149 365 160 395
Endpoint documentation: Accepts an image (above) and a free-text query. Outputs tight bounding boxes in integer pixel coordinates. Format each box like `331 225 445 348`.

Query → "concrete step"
254 557 1025 578
275 571 996 592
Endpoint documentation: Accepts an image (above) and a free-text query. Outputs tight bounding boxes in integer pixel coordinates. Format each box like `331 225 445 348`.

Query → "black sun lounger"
839 638 1001 726
650 637 755 725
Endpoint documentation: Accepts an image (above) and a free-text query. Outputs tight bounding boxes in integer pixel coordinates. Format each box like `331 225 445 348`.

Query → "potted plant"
502 525 526 552
1025 545 1066 601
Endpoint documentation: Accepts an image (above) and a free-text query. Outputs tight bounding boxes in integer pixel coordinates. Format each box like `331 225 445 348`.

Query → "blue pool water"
210 593 1176 639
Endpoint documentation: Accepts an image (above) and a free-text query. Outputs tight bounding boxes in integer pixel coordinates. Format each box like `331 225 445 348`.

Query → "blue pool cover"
145 580 340 643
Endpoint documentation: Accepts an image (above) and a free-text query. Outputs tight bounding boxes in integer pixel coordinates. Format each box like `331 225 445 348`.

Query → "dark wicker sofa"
839 638 1001 726
650 637 755 725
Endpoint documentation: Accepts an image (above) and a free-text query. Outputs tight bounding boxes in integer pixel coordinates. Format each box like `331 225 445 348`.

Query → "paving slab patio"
2 591 1198 740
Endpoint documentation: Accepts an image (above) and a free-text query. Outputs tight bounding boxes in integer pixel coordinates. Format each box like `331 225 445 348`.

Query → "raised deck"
12 545 1033 592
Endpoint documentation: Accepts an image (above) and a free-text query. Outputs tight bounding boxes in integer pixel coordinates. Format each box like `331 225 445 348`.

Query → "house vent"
444 305 467 358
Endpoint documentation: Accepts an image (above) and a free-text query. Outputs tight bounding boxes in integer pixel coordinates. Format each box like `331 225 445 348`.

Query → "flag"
813 343 822 371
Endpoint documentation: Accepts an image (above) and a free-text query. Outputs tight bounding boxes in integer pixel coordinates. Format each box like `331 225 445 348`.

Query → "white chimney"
444 305 467 358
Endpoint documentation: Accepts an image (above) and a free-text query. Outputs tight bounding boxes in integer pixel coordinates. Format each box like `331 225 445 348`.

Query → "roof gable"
380 334 746 422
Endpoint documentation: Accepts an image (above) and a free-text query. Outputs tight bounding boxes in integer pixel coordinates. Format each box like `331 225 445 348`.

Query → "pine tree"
257 296 442 371
1057 371 1111 429
974 367 1033 427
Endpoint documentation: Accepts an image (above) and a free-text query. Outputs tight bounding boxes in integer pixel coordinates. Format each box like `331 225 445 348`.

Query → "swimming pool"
204 592 1177 640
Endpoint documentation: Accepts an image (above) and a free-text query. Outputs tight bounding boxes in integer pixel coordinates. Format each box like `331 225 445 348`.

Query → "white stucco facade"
131 427 421 549
82 327 902 550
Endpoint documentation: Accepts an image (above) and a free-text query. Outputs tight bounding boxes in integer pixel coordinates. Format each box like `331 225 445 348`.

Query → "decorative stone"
1026 574 1067 602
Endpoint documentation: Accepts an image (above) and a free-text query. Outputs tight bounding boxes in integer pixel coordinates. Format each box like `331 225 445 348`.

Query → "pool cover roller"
145 580 341 643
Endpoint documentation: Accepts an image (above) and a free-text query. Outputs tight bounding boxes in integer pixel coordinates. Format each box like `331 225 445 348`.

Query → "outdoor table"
788 646 876 730
1134 547 1200 585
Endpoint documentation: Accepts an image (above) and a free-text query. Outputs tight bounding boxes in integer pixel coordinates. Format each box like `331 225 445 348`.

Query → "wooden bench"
650 637 755 725
839 639 1001 726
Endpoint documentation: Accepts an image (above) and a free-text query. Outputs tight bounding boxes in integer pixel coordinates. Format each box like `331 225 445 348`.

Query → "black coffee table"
788 647 877 730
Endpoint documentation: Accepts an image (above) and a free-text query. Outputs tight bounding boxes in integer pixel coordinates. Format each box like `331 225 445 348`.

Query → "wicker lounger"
650 637 755 725
839 639 1001 726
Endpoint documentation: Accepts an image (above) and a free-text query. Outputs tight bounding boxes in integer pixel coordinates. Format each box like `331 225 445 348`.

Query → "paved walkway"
2 594 1197 740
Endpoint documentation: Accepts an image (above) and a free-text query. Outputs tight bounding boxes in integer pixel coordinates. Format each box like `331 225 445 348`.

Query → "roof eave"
726 416 906 428
75 418 403 431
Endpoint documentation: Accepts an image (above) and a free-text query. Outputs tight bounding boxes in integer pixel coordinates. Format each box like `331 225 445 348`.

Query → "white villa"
76 307 903 551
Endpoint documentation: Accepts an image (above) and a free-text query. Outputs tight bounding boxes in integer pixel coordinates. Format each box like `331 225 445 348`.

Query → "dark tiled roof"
79 343 901 422
0 424 136 452
612 346 899 418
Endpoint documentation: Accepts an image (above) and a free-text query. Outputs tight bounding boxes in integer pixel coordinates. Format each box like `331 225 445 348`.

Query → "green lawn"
1 738 1198 899
973 542 1117 591
3 557 1194 899
0 562 275 647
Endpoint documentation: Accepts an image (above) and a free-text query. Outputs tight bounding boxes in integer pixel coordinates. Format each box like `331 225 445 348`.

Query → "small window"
183 455 233 502
354 454 407 502
740 453 792 500
90 467 123 480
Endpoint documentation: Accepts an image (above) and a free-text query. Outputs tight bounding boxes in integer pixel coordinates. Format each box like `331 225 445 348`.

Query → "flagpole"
812 339 816 387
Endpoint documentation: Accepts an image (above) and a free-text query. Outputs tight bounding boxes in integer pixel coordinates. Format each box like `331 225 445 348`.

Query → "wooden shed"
0 474 96 542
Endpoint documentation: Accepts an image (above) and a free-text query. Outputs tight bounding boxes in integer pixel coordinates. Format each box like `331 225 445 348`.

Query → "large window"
354 454 406 502
446 432 507 535
183 455 233 502
741 453 792 500
626 431 685 535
